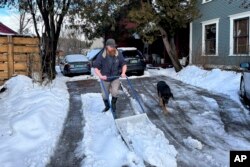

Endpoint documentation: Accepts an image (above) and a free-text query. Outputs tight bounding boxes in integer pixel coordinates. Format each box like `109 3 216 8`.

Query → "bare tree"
19 10 32 34
58 27 91 55
0 0 86 80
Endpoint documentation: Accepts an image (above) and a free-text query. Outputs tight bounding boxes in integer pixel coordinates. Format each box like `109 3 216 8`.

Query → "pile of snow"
78 93 145 167
183 136 203 150
0 75 69 167
117 115 177 167
78 93 177 167
148 65 241 103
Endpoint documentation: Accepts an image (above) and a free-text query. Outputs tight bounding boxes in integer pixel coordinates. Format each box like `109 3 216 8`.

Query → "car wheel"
63 69 68 76
138 70 144 76
240 77 246 99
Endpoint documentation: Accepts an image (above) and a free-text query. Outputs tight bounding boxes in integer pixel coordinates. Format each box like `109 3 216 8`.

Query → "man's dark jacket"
93 49 126 81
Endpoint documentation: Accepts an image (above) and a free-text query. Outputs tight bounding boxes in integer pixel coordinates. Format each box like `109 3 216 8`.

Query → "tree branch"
28 0 40 38
55 0 71 41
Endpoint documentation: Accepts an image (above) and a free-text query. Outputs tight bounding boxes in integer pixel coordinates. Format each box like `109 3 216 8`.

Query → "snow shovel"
100 76 155 165
100 76 150 137
100 76 146 118
115 113 150 150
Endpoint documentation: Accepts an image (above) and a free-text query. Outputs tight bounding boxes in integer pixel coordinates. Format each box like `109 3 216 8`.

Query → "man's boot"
102 99 110 112
111 97 118 117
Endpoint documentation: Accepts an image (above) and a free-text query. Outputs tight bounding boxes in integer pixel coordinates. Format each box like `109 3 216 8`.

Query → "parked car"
86 48 102 61
240 62 250 104
86 48 103 66
94 47 146 76
117 47 146 75
59 54 91 76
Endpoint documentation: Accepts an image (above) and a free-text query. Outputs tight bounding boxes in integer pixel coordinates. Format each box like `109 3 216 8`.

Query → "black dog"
157 81 173 112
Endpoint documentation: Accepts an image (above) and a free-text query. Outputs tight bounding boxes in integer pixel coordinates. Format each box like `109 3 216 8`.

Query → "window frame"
202 0 212 4
229 11 250 56
201 18 220 56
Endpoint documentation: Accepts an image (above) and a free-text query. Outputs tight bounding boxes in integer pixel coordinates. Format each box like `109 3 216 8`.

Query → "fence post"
7 35 14 77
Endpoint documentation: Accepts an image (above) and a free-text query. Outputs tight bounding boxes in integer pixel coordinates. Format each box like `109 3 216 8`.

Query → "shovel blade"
115 113 151 150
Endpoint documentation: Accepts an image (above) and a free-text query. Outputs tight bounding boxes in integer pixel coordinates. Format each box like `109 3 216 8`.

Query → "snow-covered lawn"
0 65 245 167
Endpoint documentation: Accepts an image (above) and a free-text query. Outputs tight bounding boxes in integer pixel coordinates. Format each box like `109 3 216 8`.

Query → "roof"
117 47 137 51
65 54 89 62
0 22 17 35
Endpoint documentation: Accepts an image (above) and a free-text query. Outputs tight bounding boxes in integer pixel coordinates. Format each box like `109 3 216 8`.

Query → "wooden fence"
0 35 41 85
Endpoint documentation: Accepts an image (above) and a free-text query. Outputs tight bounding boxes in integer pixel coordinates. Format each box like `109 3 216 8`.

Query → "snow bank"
183 136 203 150
150 65 241 104
78 93 144 167
117 115 178 167
0 75 69 167
79 93 177 167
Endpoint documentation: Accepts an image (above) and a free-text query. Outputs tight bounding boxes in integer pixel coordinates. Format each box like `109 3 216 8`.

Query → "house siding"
191 0 250 66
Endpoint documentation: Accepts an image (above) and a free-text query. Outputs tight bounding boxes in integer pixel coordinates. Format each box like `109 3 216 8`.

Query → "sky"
0 7 87 41
0 65 248 167
0 7 19 32
0 7 41 35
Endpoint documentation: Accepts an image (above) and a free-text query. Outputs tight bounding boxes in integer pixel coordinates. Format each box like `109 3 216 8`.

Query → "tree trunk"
27 0 71 81
42 34 56 80
159 26 182 72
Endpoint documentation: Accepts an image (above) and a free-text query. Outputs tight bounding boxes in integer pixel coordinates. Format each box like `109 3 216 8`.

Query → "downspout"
189 22 193 65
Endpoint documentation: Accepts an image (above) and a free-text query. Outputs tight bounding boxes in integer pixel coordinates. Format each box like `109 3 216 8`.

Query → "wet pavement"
47 76 250 167
47 80 100 167
120 76 250 167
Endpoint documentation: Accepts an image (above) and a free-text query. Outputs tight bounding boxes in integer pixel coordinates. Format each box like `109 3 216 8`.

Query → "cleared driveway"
120 76 250 167
48 76 250 167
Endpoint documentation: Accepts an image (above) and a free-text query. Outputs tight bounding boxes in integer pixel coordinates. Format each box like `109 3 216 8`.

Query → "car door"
244 71 250 99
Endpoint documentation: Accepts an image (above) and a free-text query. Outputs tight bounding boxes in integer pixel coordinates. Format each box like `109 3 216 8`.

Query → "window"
229 11 250 56
202 18 219 56
205 24 216 55
233 18 249 54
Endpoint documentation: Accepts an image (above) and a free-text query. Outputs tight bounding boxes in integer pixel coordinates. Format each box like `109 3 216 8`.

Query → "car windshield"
121 50 143 59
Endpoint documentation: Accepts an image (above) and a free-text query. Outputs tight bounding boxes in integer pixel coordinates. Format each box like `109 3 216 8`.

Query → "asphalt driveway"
47 76 250 167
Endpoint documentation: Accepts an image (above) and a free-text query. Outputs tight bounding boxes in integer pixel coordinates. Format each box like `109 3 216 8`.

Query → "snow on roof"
0 32 36 37
0 22 17 34
65 54 88 62
0 32 15 35
86 48 102 60
117 47 137 51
